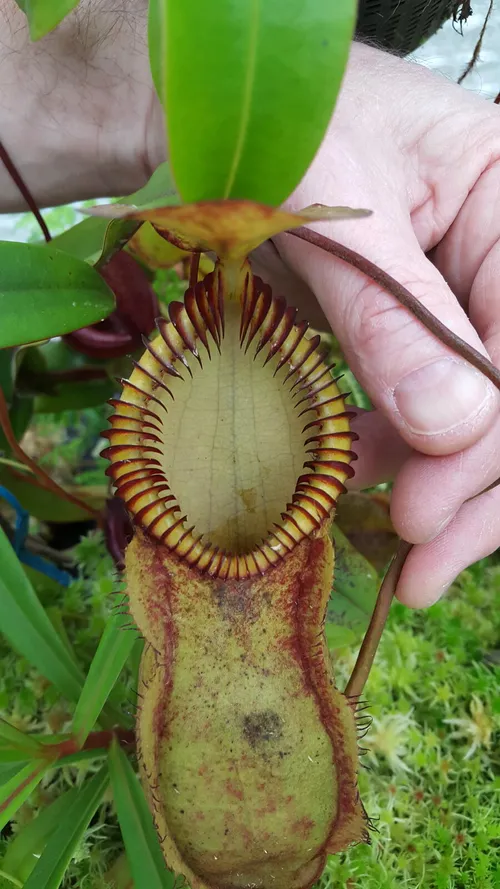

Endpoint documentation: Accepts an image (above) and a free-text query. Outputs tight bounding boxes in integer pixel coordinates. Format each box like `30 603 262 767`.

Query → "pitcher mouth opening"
102 265 356 580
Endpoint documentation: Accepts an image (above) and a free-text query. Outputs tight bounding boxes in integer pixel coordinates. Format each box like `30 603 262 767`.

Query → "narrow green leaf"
72 608 136 746
2 789 77 883
151 0 356 204
0 762 29 789
23 765 108 889
0 528 85 701
109 741 174 889
51 163 178 263
17 1 80 41
0 761 51 833
0 720 42 763
0 242 115 349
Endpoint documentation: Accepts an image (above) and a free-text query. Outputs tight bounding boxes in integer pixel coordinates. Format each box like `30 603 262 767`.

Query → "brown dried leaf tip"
103 203 370 889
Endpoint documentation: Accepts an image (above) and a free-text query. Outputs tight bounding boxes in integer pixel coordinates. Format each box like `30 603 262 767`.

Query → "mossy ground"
323 557 500 889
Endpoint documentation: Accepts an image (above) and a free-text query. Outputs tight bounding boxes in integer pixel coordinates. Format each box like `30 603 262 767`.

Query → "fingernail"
394 359 493 436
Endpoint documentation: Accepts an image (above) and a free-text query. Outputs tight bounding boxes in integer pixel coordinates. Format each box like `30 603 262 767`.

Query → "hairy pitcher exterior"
102 204 370 889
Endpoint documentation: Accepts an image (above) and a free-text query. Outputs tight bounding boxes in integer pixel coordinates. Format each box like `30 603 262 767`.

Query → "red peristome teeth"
104 263 356 579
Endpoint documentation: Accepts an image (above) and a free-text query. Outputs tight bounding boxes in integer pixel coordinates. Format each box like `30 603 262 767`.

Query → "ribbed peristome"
103 261 356 578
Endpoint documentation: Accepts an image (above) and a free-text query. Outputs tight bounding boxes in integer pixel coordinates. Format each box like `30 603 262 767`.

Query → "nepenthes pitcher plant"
94 198 418 889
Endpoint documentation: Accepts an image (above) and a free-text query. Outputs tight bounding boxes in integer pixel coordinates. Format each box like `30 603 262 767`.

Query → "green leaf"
23 765 108 889
93 219 140 269
34 378 115 414
327 525 379 647
0 350 15 404
0 762 29 787
125 162 178 210
51 163 178 263
0 720 42 764
109 741 174 889
2 788 77 883
0 467 98 523
0 242 115 349
17 1 80 41
0 527 85 701
0 761 52 833
72 607 136 746
151 0 356 204
0 351 33 455
49 217 109 264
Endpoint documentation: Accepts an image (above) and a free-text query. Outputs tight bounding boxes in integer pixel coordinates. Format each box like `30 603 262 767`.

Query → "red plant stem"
289 227 500 393
43 728 135 761
0 140 52 243
0 389 102 525
345 540 412 699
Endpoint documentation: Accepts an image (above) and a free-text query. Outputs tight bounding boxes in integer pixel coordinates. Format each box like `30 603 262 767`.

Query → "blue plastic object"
0 485 72 586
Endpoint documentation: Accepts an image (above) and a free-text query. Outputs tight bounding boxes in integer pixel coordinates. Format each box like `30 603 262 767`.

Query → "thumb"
276 218 500 457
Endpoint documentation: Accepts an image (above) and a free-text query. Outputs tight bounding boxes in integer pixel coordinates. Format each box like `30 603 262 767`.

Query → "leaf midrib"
223 0 260 198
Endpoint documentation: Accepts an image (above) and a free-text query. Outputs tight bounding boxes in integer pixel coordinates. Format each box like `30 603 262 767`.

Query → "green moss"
323 558 500 889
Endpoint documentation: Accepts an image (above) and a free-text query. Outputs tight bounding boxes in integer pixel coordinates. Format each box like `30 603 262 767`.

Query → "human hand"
0 0 163 209
4 9 499 609
265 42 500 607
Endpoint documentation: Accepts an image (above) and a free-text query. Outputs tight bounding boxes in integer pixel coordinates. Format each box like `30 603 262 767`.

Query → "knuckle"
342 273 456 376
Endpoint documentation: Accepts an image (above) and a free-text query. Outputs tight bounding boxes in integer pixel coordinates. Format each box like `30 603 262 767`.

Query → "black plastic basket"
356 0 460 54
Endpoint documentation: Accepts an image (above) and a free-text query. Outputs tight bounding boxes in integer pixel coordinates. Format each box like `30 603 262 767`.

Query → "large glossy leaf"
23 765 108 889
0 242 115 349
109 741 174 889
0 527 85 701
150 0 356 204
72 607 136 746
15 1 80 40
